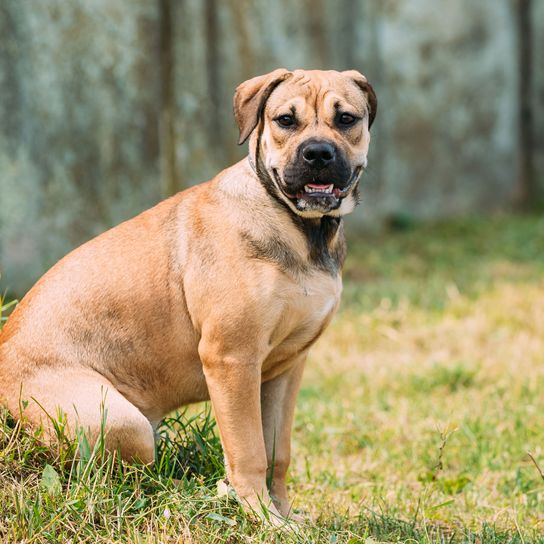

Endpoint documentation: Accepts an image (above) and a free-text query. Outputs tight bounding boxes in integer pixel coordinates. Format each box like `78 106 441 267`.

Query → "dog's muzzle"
273 140 361 214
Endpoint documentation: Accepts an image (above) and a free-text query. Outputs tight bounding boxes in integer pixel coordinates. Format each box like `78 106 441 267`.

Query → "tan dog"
0 69 376 520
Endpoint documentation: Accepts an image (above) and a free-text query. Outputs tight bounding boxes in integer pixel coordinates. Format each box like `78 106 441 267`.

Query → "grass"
1 213 544 542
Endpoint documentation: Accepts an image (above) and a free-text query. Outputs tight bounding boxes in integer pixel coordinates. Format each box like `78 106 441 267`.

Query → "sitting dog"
0 69 376 520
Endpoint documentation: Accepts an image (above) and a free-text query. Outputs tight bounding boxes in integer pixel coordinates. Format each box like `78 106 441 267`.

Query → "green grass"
1 213 544 542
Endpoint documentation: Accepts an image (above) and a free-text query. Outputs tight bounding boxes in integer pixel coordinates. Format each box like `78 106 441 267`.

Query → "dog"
0 69 376 521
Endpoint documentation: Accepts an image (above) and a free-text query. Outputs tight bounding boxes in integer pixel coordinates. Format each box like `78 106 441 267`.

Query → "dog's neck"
246 153 346 276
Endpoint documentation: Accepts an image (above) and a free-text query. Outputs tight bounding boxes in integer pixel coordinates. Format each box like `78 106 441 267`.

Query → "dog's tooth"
304 184 335 194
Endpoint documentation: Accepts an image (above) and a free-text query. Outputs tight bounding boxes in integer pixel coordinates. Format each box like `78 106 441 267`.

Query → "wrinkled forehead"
265 70 366 117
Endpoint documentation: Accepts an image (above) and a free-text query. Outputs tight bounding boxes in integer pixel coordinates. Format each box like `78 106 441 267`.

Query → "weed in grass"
155 406 224 484
1 294 18 324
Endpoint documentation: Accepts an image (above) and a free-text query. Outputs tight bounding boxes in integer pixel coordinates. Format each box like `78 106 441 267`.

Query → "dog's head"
233 69 377 218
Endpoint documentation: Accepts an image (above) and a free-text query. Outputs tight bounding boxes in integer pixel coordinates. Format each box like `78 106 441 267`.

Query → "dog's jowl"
0 69 377 522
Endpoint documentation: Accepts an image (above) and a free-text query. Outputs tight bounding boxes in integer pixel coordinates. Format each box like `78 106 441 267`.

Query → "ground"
1 214 544 543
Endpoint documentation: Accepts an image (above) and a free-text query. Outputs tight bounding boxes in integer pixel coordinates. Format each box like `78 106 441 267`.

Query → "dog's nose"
301 141 336 168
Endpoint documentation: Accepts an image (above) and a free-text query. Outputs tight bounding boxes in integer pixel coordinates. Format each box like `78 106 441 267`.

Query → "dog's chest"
263 270 342 373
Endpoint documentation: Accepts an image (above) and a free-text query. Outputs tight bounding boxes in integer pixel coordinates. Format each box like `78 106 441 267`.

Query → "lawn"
1 214 544 543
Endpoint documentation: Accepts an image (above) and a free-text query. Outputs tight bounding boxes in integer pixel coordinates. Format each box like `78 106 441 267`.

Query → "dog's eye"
276 115 295 128
338 113 358 126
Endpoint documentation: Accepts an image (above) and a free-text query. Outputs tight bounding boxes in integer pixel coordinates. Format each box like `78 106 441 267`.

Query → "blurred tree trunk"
515 0 537 209
159 0 180 195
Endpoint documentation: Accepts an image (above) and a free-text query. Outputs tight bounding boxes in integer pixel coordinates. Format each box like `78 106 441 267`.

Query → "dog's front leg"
261 355 306 519
199 344 281 520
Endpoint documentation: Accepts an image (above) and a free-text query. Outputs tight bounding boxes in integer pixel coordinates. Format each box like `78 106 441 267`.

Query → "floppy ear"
342 70 377 129
233 68 292 145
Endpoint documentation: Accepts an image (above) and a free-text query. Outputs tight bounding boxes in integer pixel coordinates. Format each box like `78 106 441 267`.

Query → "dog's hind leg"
11 366 155 464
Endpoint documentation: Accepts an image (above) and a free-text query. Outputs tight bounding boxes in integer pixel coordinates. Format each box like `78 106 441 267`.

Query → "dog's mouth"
295 183 346 199
272 167 361 213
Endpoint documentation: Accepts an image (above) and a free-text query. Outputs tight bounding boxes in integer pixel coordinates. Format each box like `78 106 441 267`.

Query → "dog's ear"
342 70 377 129
233 69 292 145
